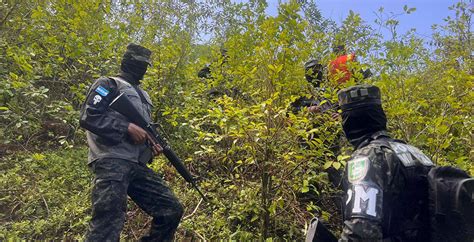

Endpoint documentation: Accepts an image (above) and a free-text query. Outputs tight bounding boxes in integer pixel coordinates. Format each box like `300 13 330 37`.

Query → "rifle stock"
110 93 207 201
305 217 338 242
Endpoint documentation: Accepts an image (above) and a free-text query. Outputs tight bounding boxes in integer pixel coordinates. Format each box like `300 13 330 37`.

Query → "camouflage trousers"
85 158 184 242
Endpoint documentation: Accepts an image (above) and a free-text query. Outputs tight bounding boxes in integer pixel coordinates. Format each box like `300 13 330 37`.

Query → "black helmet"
122 43 152 66
304 59 319 71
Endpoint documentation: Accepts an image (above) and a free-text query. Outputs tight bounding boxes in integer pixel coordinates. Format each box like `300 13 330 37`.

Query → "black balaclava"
120 59 148 84
338 84 387 147
341 105 387 147
119 43 152 85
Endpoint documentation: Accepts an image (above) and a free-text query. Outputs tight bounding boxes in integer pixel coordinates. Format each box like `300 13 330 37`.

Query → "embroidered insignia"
390 142 415 166
408 145 433 166
93 95 102 105
348 157 369 182
389 142 433 167
95 85 109 97
351 184 380 217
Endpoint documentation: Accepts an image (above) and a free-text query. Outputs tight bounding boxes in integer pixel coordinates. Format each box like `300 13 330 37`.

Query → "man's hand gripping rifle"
110 93 207 202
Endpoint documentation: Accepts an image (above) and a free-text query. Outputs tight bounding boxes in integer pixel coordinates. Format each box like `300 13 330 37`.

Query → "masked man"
80 43 183 241
338 84 432 241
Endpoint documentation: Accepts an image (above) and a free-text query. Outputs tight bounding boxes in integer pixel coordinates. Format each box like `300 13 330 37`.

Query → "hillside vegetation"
0 1 472 240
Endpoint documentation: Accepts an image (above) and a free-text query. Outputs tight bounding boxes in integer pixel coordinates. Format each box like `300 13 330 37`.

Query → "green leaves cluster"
372 1 473 173
0 148 92 240
0 0 472 240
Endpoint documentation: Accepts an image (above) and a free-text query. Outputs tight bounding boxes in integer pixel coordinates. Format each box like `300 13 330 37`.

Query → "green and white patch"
347 156 369 182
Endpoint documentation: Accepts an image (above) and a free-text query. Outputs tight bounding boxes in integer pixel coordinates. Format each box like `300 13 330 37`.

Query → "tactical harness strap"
109 77 149 106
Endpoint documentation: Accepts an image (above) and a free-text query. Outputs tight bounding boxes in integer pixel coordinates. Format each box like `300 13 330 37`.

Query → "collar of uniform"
356 130 391 149
118 72 140 86
371 130 391 140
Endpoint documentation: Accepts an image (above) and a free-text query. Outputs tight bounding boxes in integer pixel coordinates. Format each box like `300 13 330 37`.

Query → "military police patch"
348 157 369 182
389 141 433 167
95 85 109 97
345 182 382 219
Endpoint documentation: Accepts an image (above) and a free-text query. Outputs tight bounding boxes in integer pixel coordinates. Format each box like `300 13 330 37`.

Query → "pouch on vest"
428 166 474 242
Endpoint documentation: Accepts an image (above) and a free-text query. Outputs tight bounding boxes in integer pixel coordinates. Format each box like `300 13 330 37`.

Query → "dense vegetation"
1 0 472 240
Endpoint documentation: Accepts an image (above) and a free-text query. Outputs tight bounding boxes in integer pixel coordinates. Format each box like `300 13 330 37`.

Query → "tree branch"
183 197 203 220
1 2 19 27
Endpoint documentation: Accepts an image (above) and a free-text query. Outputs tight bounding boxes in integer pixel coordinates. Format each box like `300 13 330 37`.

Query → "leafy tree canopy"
0 0 471 240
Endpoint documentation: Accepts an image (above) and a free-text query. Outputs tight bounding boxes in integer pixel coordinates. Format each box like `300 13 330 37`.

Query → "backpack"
377 136 473 241
428 166 474 242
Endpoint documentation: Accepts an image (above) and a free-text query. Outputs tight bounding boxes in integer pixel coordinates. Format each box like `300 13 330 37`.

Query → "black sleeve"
79 77 129 144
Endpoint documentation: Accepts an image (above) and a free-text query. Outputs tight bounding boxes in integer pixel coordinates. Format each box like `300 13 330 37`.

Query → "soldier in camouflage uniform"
291 59 343 189
80 44 184 241
337 84 433 241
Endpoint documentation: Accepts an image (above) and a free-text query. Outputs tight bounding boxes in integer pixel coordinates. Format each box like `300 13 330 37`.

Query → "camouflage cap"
337 84 382 111
123 43 152 65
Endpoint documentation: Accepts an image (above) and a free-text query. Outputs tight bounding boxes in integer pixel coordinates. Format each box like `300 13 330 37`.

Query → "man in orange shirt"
328 45 371 85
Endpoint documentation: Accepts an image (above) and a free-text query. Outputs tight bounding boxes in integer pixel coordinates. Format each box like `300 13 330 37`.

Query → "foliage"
371 1 473 173
0 148 91 240
0 0 472 240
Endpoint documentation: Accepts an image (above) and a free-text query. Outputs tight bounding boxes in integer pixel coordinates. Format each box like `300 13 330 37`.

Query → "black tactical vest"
86 77 153 163
352 132 433 241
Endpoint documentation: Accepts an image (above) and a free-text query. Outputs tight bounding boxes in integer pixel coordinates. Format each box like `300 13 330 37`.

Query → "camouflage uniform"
87 158 183 241
338 85 433 241
291 60 343 188
80 44 183 241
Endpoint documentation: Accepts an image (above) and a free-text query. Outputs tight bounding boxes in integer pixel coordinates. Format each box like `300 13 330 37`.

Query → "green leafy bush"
0 148 91 240
0 0 471 240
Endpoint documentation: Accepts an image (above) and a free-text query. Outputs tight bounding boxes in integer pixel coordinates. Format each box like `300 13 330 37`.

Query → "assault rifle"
110 93 207 202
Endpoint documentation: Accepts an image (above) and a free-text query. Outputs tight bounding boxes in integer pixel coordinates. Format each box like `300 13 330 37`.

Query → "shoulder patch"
345 182 382 219
389 141 433 167
407 145 433 166
95 85 110 97
92 95 102 105
348 156 369 182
